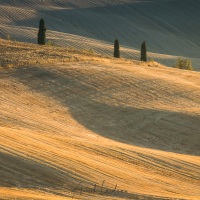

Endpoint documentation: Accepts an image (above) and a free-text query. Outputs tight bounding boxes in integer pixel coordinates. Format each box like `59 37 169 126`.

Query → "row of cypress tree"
114 39 147 62
37 19 147 62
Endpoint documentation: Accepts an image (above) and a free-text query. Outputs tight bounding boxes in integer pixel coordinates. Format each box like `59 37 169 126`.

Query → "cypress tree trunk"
114 39 120 58
37 19 46 45
141 41 147 62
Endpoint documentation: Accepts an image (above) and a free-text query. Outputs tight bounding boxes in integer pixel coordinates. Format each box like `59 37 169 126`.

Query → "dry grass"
0 39 96 68
0 39 157 69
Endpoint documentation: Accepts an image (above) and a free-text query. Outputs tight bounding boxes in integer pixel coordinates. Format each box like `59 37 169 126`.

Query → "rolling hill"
0 0 200 70
0 39 200 199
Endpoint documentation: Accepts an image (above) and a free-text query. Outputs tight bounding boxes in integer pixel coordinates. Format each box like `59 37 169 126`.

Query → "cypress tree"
37 19 46 45
141 41 147 62
114 39 120 58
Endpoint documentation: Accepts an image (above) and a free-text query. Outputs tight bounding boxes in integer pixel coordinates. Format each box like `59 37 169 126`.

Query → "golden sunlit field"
0 39 200 199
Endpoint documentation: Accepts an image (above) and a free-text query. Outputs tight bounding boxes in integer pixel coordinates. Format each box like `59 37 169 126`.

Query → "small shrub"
5 35 15 41
88 48 94 54
6 34 11 40
173 58 193 70
47 40 55 46
149 58 154 62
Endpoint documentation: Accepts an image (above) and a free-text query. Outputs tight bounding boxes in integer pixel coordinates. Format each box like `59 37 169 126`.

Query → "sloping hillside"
0 0 200 69
0 40 200 199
